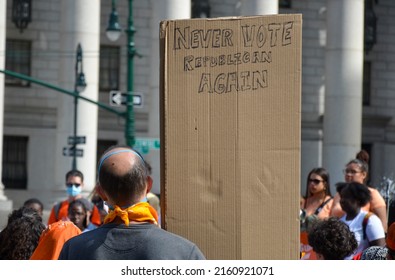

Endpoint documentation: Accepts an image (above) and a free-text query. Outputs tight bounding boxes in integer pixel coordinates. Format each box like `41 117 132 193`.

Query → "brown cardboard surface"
160 14 302 260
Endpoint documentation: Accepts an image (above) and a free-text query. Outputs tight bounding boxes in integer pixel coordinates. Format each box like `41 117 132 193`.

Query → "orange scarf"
104 202 158 226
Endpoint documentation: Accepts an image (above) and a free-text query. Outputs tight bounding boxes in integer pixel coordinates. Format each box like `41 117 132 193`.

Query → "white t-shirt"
340 210 385 259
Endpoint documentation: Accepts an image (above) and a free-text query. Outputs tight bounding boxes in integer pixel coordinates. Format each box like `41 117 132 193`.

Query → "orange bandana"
104 202 158 226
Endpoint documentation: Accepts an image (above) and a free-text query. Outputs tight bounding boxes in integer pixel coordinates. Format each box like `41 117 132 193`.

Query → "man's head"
336 181 371 213
65 170 84 198
68 199 88 231
96 146 152 207
23 198 44 217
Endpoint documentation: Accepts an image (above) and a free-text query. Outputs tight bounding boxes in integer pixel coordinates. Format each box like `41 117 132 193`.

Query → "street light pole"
73 43 87 170
106 0 136 148
125 0 136 148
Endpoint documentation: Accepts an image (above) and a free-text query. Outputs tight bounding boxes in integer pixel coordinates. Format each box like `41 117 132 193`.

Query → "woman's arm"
368 187 388 232
369 237 386 247
372 206 388 232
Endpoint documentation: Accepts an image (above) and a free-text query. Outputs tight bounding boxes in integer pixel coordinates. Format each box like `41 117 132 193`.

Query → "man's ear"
96 184 108 201
146 176 153 194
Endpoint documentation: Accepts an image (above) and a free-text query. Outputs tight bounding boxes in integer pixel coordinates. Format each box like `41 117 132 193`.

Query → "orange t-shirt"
30 221 81 260
47 199 102 226
300 231 317 260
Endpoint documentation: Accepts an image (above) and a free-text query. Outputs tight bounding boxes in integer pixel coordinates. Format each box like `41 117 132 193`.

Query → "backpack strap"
362 212 373 240
54 201 63 220
314 197 333 215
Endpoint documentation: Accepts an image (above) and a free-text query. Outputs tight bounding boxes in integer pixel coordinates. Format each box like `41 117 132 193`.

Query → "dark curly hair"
0 206 46 260
336 182 371 207
308 217 358 260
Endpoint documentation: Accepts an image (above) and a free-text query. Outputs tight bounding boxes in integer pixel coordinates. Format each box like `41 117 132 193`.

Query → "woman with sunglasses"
330 150 387 232
300 167 333 259
302 167 333 219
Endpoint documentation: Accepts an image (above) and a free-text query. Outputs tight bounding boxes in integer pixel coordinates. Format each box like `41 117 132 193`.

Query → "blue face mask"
66 185 82 197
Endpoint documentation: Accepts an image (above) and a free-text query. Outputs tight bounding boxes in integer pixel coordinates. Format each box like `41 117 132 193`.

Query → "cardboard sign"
160 14 302 260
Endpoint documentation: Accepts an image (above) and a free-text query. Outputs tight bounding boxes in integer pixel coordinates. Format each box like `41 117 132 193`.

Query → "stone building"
1 0 394 227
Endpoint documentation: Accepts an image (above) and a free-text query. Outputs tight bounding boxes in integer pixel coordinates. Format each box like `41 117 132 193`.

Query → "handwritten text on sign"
173 22 294 94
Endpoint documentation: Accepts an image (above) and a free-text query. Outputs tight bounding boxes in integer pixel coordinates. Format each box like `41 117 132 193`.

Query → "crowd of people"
1 147 394 260
0 145 205 260
301 149 395 260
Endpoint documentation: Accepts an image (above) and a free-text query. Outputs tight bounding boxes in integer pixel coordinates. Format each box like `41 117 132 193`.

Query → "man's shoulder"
145 224 191 241
143 225 206 259
50 200 67 212
63 226 102 247
61 225 206 260
52 199 67 206
59 230 100 259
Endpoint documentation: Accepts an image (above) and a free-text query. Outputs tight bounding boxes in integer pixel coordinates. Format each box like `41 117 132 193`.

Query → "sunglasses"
66 183 81 188
343 169 361 175
308 179 323 184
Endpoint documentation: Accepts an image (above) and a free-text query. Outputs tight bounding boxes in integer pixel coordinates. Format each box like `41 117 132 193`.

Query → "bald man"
59 145 205 260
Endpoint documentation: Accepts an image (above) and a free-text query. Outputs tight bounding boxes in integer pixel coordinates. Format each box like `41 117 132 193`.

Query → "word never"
173 22 294 50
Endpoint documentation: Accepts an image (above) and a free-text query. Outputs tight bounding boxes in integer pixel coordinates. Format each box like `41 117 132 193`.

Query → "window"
2 136 28 189
99 45 120 91
363 61 371 106
191 0 210 18
5 39 32 86
364 0 377 53
279 0 291 8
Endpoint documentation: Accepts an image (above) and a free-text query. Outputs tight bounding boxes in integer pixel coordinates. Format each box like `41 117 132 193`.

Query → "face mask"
66 185 82 197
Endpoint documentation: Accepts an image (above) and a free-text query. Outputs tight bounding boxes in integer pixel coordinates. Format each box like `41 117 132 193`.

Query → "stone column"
0 0 13 229
323 0 364 190
55 0 101 194
147 0 191 194
240 0 278 15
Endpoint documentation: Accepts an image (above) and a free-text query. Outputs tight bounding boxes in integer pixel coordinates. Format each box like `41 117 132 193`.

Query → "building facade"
1 0 394 227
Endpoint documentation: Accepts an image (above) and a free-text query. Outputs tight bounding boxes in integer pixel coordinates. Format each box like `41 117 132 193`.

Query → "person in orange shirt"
47 170 101 227
30 220 81 260
330 150 387 232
